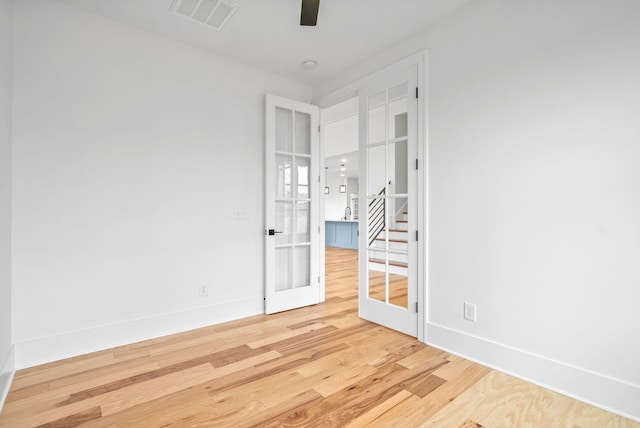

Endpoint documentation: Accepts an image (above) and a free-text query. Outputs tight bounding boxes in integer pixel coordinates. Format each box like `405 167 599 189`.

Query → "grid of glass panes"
274 108 312 292
366 83 409 308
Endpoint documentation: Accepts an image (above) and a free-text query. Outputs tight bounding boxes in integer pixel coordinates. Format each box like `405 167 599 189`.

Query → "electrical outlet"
234 208 247 220
464 302 476 322
199 284 208 297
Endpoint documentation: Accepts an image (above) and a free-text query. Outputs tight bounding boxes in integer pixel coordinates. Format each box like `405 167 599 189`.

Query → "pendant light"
324 167 330 194
339 164 346 193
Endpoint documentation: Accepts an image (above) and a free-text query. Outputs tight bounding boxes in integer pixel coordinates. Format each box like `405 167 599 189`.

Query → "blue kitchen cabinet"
325 221 358 249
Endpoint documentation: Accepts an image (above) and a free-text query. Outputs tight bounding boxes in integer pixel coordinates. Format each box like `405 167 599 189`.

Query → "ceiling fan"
300 0 320 26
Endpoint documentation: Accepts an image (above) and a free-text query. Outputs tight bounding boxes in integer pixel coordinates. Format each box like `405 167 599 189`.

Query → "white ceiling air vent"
170 0 239 31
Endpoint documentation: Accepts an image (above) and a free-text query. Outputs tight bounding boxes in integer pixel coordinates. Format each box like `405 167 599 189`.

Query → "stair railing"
368 188 386 246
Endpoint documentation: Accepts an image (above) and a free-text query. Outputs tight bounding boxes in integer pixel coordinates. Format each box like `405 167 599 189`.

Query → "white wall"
317 0 640 421
11 0 311 368
324 115 358 158
0 0 14 412
428 1 640 418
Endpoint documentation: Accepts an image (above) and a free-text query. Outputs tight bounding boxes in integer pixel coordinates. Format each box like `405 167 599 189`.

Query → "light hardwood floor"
1 247 637 427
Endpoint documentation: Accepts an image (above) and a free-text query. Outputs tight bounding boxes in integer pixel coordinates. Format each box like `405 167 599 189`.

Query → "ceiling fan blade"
300 0 320 26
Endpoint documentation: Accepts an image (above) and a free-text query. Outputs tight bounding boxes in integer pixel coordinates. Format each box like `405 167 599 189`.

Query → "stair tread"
368 258 408 268
374 238 408 243
384 229 407 233
396 220 407 223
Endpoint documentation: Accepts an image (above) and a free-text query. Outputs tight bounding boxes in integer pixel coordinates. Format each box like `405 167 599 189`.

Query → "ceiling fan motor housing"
300 0 320 26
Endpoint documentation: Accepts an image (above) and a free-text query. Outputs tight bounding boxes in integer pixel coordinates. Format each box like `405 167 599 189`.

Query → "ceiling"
326 151 358 179
55 0 472 86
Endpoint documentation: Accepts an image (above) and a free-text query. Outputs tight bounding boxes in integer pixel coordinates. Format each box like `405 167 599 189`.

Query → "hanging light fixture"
339 164 347 193
324 167 330 194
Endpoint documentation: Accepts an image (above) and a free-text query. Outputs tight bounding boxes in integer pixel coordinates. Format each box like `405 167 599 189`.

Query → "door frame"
315 51 427 342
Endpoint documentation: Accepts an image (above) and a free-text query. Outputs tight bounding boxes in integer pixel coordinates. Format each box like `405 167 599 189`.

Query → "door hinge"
415 302 419 312
415 231 418 241
318 226 320 233
318 175 320 183
415 158 418 170
318 125 321 133
415 87 419 99
318 276 321 284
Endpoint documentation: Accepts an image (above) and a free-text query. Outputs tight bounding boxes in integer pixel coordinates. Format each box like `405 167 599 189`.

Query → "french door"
358 66 418 336
264 95 321 314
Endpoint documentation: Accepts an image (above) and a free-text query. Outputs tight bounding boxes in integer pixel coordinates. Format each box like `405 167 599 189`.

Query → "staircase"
368 210 408 276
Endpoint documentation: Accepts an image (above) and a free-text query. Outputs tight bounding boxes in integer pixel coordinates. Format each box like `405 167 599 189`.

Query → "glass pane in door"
294 246 310 288
296 201 310 243
368 265 386 303
295 156 310 199
276 107 293 152
388 140 408 196
389 271 408 308
275 201 292 245
276 155 292 199
367 193 386 303
368 91 387 144
394 112 408 140
367 196 386 248
295 112 311 155
275 247 292 291
387 194 408 309
367 144 386 197
388 83 408 141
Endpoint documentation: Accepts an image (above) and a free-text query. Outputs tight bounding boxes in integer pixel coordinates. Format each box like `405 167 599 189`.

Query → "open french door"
265 95 321 314
358 66 419 336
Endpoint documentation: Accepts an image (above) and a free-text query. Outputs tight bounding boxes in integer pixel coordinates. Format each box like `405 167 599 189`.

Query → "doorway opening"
265 54 425 343
321 80 417 327
319 60 423 340
321 95 360 310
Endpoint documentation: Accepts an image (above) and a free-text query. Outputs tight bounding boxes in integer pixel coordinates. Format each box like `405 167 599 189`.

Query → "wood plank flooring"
1 247 638 427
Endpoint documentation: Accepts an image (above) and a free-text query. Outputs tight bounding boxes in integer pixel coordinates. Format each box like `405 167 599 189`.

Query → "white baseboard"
426 323 640 423
15 297 264 370
0 345 15 414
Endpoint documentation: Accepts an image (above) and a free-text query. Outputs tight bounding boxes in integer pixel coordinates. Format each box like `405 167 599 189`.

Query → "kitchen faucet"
344 206 352 221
